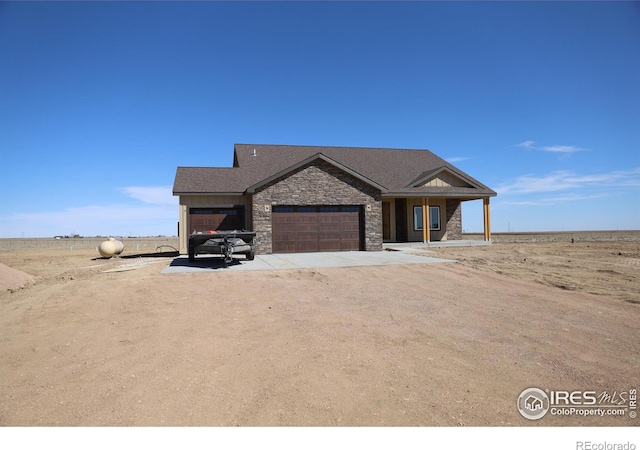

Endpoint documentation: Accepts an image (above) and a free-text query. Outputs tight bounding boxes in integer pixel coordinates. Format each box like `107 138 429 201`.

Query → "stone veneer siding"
445 199 462 240
251 160 382 254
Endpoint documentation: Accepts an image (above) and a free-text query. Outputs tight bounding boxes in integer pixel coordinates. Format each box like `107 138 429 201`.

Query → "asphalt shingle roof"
173 143 496 198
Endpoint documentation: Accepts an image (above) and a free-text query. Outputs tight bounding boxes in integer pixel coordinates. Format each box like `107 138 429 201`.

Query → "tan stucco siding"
423 171 472 188
406 198 447 242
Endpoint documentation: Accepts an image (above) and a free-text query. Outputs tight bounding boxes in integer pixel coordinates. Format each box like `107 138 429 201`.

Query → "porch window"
429 206 440 231
413 205 441 231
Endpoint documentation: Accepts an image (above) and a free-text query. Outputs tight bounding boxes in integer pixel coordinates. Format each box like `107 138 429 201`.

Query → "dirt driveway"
0 241 638 426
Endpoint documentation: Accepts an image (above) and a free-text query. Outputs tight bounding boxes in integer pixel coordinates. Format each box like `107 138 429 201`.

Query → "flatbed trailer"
188 230 256 265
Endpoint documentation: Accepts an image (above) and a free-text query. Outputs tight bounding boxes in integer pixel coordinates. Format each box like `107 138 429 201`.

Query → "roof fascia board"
444 165 496 192
233 149 239 167
382 191 497 198
405 168 442 188
174 192 246 196
246 153 387 193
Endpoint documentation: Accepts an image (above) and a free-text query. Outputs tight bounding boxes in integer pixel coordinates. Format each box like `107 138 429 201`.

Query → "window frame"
413 205 441 231
429 205 441 231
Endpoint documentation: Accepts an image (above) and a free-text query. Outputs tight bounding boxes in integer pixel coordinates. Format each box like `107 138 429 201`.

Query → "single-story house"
172 143 497 255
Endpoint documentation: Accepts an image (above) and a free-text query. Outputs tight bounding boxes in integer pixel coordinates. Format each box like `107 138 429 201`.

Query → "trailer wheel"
246 249 255 261
188 246 195 262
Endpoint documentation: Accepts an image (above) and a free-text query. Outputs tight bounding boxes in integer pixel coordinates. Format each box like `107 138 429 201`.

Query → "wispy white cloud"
498 193 609 206
517 140 536 151
445 156 472 163
0 203 177 237
517 140 587 154
119 186 177 205
496 167 640 196
0 185 179 237
542 145 587 154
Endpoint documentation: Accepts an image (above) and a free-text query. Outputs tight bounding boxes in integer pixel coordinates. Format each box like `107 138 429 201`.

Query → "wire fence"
0 237 179 251
1 231 638 251
462 230 640 243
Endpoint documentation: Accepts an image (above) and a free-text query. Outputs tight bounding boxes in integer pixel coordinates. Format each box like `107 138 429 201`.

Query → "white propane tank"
98 237 124 258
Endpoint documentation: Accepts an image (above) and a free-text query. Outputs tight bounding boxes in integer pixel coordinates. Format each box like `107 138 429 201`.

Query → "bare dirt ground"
428 240 640 305
1 236 638 426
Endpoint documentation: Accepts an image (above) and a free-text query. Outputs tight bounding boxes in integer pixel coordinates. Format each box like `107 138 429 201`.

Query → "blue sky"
1 1 639 237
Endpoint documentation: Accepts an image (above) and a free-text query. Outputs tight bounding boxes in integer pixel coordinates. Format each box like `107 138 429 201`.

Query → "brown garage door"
189 207 244 233
272 206 362 253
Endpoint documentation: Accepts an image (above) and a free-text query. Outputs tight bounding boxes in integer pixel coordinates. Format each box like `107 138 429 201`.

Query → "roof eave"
382 191 497 198
173 191 246 197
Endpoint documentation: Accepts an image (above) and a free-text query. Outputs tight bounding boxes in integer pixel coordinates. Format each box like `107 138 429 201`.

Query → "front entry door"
382 201 391 241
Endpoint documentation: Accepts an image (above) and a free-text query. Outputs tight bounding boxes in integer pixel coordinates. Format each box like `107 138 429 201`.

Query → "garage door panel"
318 232 341 240
318 215 342 224
276 242 297 253
319 223 341 233
341 223 359 231
276 222 296 230
321 242 341 252
272 206 362 253
296 241 318 249
274 224 297 233
273 217 296 225
297 231 319 239
189 208 243 233
341 241 360 251
296 223 318 233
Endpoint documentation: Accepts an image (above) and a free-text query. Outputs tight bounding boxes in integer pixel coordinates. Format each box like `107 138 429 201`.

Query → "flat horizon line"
1 230 640 240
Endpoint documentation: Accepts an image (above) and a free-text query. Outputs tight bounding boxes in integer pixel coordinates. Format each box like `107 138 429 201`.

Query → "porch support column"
422 197 430 243
483 197 491 241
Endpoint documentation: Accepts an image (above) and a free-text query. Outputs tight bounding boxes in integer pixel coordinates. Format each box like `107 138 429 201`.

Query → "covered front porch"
382 196 492 243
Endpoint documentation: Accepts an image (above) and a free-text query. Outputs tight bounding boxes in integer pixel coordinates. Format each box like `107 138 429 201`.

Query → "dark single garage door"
272 206 362 253
189 207 244 233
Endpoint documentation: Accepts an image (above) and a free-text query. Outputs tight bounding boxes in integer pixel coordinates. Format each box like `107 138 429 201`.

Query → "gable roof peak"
246 152 386 193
